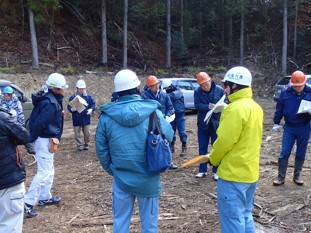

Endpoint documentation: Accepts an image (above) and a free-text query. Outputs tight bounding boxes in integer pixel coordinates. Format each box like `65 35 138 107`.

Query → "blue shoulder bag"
147 112 172 174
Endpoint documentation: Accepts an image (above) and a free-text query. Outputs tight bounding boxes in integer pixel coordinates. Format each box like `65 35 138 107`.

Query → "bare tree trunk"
293 0 298 60
199 0 202 49
180 0 184 41
29 8 39 69
123 0 128 69
101 0 108 65
166 0 171 69
240 12 244 65
281 0 288 75
229 15 233 62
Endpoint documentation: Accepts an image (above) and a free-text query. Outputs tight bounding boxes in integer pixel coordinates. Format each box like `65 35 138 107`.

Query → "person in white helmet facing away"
161 79 188 157
67 79 96 151
207 66 263 233
24 73 69 218
95 69 173 233
1 86 36 154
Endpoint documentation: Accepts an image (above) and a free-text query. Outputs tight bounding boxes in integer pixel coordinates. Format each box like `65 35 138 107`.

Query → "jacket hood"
32 89 64 106
100 94 161 127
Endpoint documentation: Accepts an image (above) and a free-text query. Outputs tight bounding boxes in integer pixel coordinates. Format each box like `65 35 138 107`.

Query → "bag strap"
148 112 162 135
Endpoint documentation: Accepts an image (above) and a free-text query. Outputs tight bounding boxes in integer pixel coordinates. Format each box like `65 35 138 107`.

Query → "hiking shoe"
169 163 179 170
24 203 37 218
273 176 285 186
78 147 83 151
84 144 89 150
212 173 219 181
195 172 207 178
38 197 61 206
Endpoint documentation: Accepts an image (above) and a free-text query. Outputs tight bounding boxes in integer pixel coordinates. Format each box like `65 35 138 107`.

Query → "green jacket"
209 87 263 183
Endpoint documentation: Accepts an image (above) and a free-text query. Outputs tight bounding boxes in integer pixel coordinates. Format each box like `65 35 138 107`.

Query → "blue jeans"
280 123 310 160
112 180 159 233
217 178 257 233
171 113 187 143
197 127 217 173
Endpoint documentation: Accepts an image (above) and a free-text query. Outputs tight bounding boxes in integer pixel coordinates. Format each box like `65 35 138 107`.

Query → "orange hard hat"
290 71 306 86
196 72 211 85
146 75 159 87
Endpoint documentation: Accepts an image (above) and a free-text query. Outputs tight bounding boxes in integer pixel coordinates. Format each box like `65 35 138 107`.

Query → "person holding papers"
194 72 225 180
272 70 311 186
68 79 96 151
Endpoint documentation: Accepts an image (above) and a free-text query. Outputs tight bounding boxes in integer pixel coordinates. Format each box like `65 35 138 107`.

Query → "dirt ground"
3 73 311 233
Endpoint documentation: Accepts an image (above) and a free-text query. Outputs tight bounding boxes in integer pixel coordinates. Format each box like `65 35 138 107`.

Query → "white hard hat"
114 69 141 92
161 79 172 89
76 79 86 88
222 66 252 86
46 73 68 89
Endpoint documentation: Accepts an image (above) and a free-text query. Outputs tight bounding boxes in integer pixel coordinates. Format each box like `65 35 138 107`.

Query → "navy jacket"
29 89 65 141
141 88 174 117
67 92 96 126
194 81 225 130
274 85 311 127
166 86 185 115
0 107 29 190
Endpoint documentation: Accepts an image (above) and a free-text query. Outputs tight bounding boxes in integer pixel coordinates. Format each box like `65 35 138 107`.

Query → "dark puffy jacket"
141 88 174 117
194 81 225 130
29 89 65 140
166 86 185 114
67 92 96 126
274 85 311 127
0 107 29 190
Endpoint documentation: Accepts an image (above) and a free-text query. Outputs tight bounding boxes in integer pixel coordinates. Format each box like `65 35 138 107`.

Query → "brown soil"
4 73 311 233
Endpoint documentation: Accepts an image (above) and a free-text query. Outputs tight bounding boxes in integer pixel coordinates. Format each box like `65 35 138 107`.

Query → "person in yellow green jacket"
208 66 264 233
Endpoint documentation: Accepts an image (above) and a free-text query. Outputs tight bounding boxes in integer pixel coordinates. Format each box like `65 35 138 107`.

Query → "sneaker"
195 172 207 178
24 203 37 218
213 173 219 181
169 163 179 170
78 147 83 151
38 197 61 206
84 144 89 150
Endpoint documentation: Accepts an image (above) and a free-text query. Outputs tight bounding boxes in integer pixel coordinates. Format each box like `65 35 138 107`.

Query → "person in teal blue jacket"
95 69 173 233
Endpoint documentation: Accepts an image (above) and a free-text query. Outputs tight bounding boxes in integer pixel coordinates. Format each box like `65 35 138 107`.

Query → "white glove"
165 114 175 123
71 107 76 112
214 103 227 113
272 124 281 132
86 109 93 115
9 109 17 117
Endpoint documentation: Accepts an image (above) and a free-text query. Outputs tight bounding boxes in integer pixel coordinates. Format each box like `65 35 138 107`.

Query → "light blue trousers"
112 180 159 233
217 178 257 233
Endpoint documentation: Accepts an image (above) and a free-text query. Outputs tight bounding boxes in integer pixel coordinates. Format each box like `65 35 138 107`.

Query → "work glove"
214 103 227 113
165 114 175 123
71 107 77 112
272 124 281 132
86 109 93 115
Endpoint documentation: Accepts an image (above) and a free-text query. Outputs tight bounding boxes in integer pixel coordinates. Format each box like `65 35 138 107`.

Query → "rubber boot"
170 142 175 154
180 143 187 157
293 158 304 186
273 158 288 186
